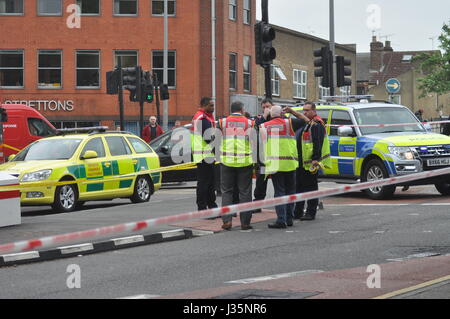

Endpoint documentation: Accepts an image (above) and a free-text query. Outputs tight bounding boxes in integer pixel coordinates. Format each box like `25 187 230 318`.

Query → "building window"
229 0 236 21
0 50 23 88
76 0 100 15
76 50 100 88
38 50 62 89
152 0 175 16
37 0 62 15
271 65 280 96
243 0 250 24
114 0 137 15
51 121 100 129
229 53 237 90
114 50 138 68
293 69 307 99
339 85 351 96
243 55 251 92
318 78 330 100
152 51 176 88
0 0 23 15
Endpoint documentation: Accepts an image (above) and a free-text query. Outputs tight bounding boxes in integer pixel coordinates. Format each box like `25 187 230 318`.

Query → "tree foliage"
414 22 450 97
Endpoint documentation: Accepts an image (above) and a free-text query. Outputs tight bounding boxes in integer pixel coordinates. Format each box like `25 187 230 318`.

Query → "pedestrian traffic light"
122 66 142 102
0 108 7 123
106 70 119 95
141 72 154 103
336 56 352 87
313 46 332 88
160 84 170 101
255 21 276 66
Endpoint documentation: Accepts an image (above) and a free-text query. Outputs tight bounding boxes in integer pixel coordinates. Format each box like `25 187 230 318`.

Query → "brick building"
0 0 257 134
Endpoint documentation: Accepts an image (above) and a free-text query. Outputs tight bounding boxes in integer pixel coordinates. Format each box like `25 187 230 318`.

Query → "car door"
327 109 357 178
78 137 108 199
104 136 135 196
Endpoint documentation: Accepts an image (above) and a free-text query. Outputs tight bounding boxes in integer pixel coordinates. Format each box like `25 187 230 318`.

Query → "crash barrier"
0 166 449 254
0 172 20 228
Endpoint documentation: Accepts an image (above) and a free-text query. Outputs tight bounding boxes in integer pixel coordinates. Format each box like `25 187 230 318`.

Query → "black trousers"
253 165 268 201
196 162 218 210
294 166 319 217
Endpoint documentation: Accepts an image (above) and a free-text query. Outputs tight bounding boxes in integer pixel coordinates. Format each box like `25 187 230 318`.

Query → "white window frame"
76 50 100 89
243 55 251 92
271 64 280 97
318 78 330 100
152 0 176 16
0 49 24 89
229 52 237 90
114 50 138 68
38 50 62 89
339 85 351 96
37 0 62 16
0 0 24 15
76 0 100 16
152 50 176 88
243 0 250 25
293 69 307 99
113 0 138 16
229 0 236 21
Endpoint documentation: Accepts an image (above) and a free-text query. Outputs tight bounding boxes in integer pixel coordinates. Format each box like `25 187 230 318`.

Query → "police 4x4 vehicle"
0 127 162 212
292 98 450 199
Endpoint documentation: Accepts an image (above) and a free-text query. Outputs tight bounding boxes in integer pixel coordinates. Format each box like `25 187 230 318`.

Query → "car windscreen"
13 139 82 161
353 107 425 135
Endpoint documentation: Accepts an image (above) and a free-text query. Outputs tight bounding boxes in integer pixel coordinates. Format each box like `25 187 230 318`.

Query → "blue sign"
386 78 401 94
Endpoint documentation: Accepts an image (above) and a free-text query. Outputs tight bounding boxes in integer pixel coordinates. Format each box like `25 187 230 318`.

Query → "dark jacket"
296 119 326 162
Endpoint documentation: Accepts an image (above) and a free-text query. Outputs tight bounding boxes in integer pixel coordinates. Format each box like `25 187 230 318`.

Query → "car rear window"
105 136 132 156
127 137 153 154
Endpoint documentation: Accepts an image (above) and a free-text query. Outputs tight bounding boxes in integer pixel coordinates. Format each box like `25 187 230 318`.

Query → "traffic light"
313 46 332 88
255 21 276 66
142 72 154 103
122 66 142 102
160 84 170 101
106 70 119 94
0 108 7 123
336 56 352 87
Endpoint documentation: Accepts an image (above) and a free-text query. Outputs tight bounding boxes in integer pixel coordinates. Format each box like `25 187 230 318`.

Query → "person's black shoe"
253 208 262 213
293 214 303 220
300 214 315 221
286 221 294 227
268 222 287 229
241 225 253 230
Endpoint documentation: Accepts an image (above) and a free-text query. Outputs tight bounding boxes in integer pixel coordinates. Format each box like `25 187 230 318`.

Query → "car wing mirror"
7 154 16 162
338 126 355 137
161 145 170 154
82 150 98 159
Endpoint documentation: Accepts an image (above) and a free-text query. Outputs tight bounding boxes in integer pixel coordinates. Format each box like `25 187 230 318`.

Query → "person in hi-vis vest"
284 102 331 221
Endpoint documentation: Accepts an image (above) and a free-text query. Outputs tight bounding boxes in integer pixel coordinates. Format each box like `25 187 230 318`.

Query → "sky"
256 0 450 53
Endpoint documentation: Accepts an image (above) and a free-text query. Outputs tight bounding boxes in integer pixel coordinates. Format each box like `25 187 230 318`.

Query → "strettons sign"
3 100 74 112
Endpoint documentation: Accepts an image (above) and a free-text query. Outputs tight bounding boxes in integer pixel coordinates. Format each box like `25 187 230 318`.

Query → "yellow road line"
373 274 450 299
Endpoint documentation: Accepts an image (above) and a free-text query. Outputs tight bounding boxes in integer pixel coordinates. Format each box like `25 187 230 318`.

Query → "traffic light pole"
153 73 162 126
118 58 125 131
329 0 336 97
262 0 272 99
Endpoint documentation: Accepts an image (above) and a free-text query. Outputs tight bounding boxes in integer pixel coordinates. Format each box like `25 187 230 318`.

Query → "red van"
0 104 57 163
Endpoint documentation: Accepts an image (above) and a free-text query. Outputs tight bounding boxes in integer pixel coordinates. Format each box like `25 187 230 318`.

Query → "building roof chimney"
384 40 393 51
370 36 384 72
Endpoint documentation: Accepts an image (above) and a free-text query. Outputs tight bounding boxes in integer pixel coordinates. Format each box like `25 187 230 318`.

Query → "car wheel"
52 184 78 213
435 182 450 195
361 159 396 200
130 175 152 203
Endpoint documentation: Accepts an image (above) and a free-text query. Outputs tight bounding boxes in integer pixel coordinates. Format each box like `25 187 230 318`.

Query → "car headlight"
21 169 52 182
388 146 415 160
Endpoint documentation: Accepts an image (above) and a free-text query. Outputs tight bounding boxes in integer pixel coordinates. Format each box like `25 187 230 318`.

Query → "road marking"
331 214 341 216
373 275 450 299
118 294 161 299
225 270 324 284
111 235 145 246
329 231 346 234
161 229 185 239
58 243 93 255
408 213 420 216
374 231 386 234
421 203 450 205
2 251 40 262
423 230 433 233
326 204 409 207
386 252 441 262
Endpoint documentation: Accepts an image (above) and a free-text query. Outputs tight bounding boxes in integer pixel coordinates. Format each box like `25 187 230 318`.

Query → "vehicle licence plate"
427 158 450 166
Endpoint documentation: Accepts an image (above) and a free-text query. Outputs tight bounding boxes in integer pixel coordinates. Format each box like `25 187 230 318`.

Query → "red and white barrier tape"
1 167 450 254
325 120 450 128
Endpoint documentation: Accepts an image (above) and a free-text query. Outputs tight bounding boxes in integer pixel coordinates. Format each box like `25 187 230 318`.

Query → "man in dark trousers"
253 98 273 212
285 102 331 221
191 97 218 211
142 116 164 143
218 101 254 230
